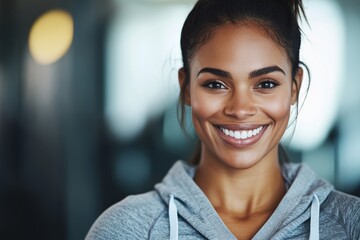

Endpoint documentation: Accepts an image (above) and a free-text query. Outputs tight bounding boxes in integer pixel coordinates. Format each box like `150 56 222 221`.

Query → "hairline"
185 19 295 75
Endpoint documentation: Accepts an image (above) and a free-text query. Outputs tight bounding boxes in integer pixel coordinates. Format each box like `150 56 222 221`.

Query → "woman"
86 0 360 239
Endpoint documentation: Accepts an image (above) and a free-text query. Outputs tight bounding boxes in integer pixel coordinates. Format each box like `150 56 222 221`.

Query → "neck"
194 149 285 217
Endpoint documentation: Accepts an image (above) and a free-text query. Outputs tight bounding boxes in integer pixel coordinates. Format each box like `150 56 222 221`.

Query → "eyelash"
203 79 279 90
203 80 227 89
255 80 279 89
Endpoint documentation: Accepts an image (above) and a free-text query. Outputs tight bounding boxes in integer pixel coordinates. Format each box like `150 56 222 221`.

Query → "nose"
223 89 257 119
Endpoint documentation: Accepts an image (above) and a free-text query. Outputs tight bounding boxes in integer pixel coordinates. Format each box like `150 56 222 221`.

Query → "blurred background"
0 0 360 239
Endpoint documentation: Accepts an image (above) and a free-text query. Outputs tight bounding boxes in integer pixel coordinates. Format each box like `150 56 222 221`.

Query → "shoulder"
323 190 360 213
86 191 167 240
321 190 360 238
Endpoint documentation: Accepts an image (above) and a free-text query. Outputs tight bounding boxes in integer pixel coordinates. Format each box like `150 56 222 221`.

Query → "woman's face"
180 23 301 170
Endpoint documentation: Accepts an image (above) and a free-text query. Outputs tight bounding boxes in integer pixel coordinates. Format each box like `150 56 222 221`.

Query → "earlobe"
291 67 303 105
178 68 191 106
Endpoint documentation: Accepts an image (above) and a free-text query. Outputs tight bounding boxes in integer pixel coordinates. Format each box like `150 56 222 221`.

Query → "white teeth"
240 131 247 139
220 126 263 140
230 131 235 137
234 131 240 139
247 130 252 138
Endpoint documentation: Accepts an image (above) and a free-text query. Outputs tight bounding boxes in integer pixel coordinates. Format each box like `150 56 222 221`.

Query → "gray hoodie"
86 161 360 239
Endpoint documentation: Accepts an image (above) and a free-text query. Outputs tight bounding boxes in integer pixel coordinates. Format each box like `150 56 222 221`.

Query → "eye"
256 80 279 89
204 81 226 89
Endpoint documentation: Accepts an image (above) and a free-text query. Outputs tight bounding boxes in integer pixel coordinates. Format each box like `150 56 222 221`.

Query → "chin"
216 145 278 170
215 152 263 170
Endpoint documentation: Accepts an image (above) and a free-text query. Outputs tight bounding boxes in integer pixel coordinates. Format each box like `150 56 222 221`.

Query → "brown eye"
204 81 226 89
256 80 279 89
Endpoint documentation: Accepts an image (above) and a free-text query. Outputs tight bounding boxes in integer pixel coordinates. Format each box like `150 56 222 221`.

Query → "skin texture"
179 23 303 239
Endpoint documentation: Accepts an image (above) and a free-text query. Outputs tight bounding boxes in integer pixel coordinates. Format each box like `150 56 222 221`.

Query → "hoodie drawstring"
168 193 320 240
309 194 320 240
169 194 179 240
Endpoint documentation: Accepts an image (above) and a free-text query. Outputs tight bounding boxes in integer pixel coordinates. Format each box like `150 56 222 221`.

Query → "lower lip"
216 125 268 149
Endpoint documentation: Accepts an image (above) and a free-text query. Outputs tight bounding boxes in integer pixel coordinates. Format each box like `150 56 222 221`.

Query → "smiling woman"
86 1 360 240
184 23 300 172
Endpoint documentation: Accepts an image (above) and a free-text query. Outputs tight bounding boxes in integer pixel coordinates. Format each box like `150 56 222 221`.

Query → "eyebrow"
197 67 231 78
197 65 286 79
249 65 286 78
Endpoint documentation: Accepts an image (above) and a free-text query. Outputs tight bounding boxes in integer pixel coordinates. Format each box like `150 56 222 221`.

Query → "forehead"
191 23 291 75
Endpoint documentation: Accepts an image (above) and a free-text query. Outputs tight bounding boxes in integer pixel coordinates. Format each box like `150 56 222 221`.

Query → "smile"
220 126 264 140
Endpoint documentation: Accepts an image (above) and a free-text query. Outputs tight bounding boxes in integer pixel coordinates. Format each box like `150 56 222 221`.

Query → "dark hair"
177 0 308 164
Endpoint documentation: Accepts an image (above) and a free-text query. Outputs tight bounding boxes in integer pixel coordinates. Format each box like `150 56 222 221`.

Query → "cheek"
190 87 222 121
262 93 292 123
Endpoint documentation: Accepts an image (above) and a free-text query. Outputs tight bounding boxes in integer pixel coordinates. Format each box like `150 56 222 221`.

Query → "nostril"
224 101 257 118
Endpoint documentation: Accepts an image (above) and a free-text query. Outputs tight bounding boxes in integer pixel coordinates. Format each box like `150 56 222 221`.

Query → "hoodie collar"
155 161 333 240
155 161 237 239
253 163 333 239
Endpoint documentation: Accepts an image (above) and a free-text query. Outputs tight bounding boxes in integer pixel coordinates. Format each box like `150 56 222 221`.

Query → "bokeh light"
28 9 74 65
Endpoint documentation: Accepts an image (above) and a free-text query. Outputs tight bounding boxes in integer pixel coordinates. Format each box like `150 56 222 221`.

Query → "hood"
154 161 333 240
253 163 333 239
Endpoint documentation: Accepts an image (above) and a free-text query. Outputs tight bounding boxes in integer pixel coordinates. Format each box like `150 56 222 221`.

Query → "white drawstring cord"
169 194 179 240
309 194 320 240
169 193 319 240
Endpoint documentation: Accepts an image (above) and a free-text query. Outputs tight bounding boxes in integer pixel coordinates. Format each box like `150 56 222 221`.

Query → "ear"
291 67 303 105
178 68 191 106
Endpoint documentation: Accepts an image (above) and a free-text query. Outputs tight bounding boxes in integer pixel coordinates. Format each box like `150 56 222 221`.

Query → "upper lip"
216 124 269 131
